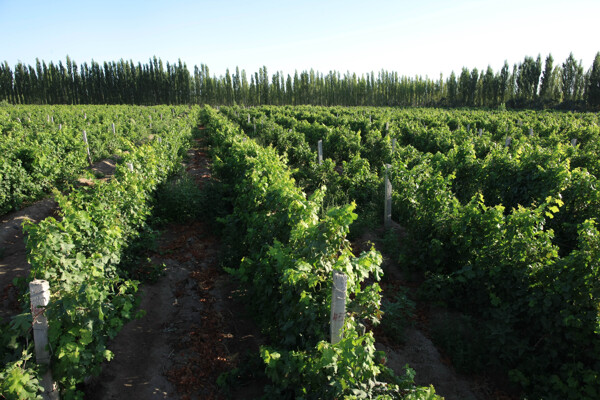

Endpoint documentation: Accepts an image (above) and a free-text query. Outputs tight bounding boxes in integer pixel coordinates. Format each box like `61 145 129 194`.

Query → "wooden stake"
330 272 347 345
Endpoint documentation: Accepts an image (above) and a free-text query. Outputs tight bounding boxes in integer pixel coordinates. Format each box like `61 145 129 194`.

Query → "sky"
1 0 599 80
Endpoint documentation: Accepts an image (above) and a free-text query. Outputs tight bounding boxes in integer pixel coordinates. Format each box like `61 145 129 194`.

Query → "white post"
318 140 323 165
30 280 50 364
30 280 59 400
384 164 392 228
571 138 577 146
160 113 163 120
248 114 250 124
529 128 534 136
47 115 50 123
467 124 470 133
157 136 162 143
112 123 115 134
17 117 21 123
51 116 54 123
58 124 62 131
386 121 389 133
478 128 482 136
84 112 87 120
126 162 134 172
392 138 396 153
505 137 512 147
82 130 93 167
330 272 347 345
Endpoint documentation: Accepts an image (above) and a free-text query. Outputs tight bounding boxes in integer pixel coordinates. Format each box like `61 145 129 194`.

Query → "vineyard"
0 104 599 399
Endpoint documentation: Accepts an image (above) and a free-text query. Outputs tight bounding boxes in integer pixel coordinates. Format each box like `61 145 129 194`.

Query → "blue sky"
1 0 598 79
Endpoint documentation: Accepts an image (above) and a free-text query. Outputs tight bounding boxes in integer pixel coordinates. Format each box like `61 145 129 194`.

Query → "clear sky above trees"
1 0 599 79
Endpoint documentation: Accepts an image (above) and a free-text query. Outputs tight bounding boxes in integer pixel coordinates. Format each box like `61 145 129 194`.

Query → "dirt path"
0 198 58 320
351 230 511 400
0 159 120 322
85 139 265 399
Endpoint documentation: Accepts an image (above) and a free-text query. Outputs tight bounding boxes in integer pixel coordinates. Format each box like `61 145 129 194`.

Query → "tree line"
1 53 599 109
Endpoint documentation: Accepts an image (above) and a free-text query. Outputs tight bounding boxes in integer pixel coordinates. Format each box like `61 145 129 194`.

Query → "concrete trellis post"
82 130 93 167
392 138 396 153
330 272 347 345
529 128 534 136
467 124 470 133
30 280 59 400
505 137 512 147
247 114 251 124
112 123 116 135
30 280 50 365
384 164 392 228
59 124 62 131
317 140 323 165
478 128 482 136
571 138 577 146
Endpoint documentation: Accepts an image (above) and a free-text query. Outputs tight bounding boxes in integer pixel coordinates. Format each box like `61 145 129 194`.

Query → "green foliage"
381 289 416 344
0 104 196 398
215 105 600 399
154 174 203 223
202 105 438 398
261 328 441 399
0 358 42 400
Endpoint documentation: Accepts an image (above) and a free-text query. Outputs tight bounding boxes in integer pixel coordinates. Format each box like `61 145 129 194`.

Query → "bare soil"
84 139 265 399
0 157 119 321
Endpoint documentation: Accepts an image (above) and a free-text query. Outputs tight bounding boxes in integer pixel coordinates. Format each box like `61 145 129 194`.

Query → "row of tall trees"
1 53 599 109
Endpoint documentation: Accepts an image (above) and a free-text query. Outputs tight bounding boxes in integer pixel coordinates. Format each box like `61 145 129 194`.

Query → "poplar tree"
587 52 600 108
539 54 554 101
562 53 577 102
